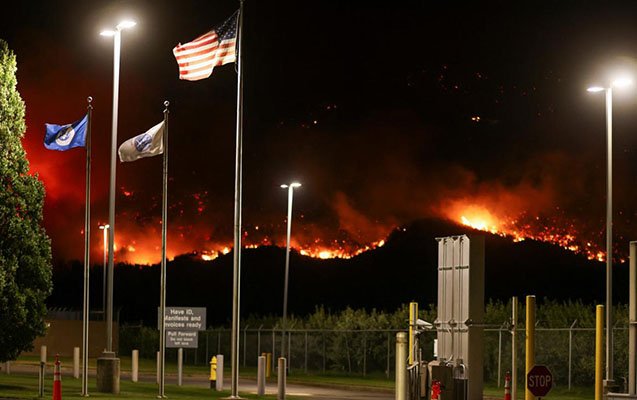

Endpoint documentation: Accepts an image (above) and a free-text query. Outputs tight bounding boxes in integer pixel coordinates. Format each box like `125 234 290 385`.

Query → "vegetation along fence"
120 324 628 388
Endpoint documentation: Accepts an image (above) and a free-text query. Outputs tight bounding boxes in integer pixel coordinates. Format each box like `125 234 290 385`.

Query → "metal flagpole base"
96 351 120 394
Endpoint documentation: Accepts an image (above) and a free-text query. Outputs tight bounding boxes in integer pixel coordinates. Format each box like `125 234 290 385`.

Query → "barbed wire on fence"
120 323 629 387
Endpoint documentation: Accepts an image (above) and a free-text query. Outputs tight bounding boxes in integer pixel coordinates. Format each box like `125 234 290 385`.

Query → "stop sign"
527 365 553 397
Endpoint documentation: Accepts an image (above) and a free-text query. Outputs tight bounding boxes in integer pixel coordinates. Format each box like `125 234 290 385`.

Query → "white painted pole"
131 350 138 382
216 354 224 391
395 332 408 400
277 357 286 400
74 347 80 379
257 355 266 396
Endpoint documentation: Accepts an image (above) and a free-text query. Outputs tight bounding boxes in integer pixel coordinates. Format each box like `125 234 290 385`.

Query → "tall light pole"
99 224 109 320
588 77 632 390
280 182 301 360
98 19 135 394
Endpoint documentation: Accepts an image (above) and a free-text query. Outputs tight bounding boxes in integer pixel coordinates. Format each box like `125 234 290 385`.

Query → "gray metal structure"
434 235 484 400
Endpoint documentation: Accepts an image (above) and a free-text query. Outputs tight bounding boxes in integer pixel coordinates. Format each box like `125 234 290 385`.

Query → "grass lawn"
7 356 596 400
0 373 280 400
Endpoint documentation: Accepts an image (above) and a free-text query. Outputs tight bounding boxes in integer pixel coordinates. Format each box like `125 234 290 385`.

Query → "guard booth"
409 235 484 400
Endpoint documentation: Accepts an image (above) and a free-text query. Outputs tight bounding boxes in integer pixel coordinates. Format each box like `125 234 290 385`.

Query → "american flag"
173 11 238 81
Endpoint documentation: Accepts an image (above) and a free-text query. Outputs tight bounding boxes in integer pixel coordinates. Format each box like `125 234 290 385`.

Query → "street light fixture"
587 76 633 391
98 18 135 394
98 224 109 320
280 182 301 361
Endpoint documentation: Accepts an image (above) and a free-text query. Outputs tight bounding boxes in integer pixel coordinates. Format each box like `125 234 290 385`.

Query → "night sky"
5 1 637 264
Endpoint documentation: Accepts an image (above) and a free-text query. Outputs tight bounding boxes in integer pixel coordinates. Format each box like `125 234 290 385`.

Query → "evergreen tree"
0 39 52 362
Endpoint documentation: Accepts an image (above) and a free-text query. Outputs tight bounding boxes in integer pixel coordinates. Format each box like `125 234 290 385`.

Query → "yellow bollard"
595 305 604 400
409 302 418 364
525 295 536 400
209 356 217 389
264 352 272 378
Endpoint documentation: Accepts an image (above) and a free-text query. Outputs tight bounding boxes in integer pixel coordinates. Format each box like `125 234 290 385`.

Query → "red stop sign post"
527 365 553 397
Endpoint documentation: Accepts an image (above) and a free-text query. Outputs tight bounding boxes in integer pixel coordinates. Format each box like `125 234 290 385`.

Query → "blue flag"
44 114 88 151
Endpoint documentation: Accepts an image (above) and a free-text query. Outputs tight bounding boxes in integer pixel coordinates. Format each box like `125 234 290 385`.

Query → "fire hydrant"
431 379 442 400
209 356 217 389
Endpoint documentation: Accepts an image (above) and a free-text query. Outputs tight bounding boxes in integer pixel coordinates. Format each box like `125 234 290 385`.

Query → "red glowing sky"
8 1 637 264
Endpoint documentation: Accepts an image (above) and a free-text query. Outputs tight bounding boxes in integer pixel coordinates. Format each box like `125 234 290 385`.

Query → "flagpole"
229 1 245 398
81 96 93 397
159 100 170 399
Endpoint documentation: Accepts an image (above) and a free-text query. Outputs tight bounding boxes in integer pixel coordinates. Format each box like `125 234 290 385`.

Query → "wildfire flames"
450 203 606 262
98 195 611 266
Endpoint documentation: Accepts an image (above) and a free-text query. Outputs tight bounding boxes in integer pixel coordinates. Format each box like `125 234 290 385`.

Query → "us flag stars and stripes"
173 10 238 81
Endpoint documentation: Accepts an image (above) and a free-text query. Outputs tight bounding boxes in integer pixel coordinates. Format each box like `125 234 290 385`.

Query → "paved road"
149 373 393 400
4 363 394 400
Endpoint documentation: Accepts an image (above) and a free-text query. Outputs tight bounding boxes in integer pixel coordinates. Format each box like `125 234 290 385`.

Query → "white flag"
118 121 165 162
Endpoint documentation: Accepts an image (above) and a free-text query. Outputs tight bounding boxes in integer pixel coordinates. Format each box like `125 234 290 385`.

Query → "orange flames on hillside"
98 191 609 266
448 203 606 262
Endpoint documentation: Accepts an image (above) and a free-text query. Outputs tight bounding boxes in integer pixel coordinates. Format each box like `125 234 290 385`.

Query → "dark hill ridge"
48 218 622 325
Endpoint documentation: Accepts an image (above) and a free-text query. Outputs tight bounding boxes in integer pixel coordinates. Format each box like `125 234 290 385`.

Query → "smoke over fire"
13 19 634 267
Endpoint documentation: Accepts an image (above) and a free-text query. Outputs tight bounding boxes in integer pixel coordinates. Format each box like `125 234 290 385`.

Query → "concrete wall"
25 320 119 358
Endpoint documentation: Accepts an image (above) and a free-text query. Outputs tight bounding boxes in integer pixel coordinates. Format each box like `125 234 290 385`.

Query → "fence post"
258 324 263 359
304 331 308 374
288 332 292 372
498 327 502 387
322 333 326 373
568 319 577 391
244 325 249 367
363 336 367 376
386 332 390 378
272 329 276 366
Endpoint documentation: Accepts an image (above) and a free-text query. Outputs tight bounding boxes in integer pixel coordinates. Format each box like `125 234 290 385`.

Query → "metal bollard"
257 355 266 396
265 352 272 378
177 348 183 386
132 350 139 382
396 332 408 400
38 361 45 397
277 357 286 400
215 355 224 391
73 347 80 379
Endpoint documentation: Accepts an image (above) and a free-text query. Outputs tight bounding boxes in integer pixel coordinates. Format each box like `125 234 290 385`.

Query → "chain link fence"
121 323 629 387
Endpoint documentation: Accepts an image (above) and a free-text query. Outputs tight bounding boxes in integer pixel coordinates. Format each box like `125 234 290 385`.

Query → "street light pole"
99 224 109 320
588 77 632 390
98 19 135 394
100 18 135 355
605 86 614 386
280 182 301 360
